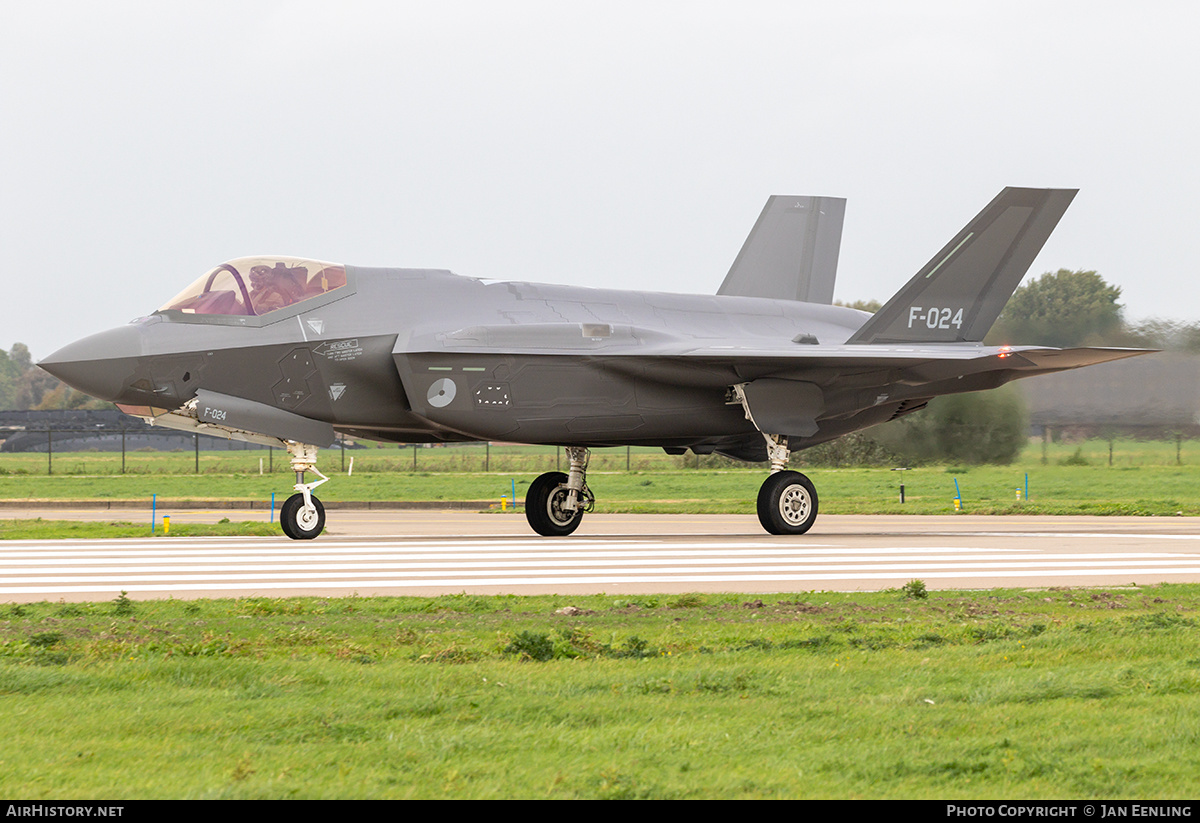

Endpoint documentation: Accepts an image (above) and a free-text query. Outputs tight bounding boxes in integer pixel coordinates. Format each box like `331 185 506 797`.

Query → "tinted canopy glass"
159 257 347 317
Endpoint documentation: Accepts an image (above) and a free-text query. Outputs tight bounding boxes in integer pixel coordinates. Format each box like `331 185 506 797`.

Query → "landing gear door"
739 379 825 438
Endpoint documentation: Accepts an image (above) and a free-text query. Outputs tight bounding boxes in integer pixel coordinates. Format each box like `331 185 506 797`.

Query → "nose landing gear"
280 442 328 540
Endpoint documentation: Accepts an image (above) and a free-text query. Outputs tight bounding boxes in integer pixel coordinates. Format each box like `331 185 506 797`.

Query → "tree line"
0 343 108 411
985 268 1200 351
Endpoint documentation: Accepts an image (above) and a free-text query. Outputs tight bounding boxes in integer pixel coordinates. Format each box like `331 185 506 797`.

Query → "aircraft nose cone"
39 325 144 402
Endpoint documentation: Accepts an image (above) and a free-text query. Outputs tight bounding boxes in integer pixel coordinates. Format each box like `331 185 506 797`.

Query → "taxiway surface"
3 511 1200 601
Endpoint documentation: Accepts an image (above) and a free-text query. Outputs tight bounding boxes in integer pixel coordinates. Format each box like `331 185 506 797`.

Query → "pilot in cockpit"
248 262 310 313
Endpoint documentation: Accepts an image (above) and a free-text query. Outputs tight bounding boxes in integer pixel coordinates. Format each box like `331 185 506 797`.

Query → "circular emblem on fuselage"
427 377 457 408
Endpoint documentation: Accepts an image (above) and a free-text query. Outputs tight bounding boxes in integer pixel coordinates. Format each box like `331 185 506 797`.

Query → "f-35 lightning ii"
40 187 1148 539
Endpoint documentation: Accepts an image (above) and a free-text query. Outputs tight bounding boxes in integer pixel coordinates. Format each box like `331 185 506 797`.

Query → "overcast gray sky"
3 1 1197 360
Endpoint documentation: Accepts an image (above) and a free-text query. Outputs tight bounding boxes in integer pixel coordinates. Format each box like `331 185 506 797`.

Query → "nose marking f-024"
427 378 457 408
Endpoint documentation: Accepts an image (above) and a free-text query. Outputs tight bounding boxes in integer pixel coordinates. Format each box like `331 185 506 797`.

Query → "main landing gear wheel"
526 471 585 537
280 492 326 540
757 470 818 535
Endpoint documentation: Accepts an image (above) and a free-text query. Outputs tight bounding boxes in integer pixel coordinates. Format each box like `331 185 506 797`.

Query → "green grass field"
0 519 278 539
5 586 1200 798
3 439 1199 798
0 438 1196 516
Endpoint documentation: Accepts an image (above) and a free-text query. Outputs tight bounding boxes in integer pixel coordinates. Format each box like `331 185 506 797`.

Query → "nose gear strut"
280 442 328 539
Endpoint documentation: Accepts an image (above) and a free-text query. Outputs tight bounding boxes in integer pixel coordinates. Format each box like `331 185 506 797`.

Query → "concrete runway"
4 509 1200 601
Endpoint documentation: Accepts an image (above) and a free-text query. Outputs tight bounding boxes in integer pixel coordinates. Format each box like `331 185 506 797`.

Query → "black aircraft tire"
525 471 584 537
280 493 326 540
756 471 819 535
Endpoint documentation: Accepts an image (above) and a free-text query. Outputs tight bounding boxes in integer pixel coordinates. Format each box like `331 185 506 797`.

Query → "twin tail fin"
846 187 1077 345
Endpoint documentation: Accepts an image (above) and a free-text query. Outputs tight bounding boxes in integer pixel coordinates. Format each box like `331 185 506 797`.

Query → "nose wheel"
280 492 326 540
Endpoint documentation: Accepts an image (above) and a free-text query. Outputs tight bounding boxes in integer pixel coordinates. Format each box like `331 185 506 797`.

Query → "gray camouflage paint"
40 188 1150 463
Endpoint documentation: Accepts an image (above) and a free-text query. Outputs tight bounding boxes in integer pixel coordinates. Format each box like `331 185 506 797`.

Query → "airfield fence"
0 430 729 475
0 428 1193 476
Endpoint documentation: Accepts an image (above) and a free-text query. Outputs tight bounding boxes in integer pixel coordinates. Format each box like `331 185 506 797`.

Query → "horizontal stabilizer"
1005 346 1155 373
718 195 845 303
847 187 1076 344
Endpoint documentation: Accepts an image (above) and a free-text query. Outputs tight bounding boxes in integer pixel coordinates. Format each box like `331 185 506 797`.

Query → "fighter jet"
40 187 1149 540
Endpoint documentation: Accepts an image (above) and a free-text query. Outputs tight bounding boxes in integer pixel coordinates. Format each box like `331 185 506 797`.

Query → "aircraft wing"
394 328 1153 448
635 342 1150 375
397 324 1154 412
405 322 1149 378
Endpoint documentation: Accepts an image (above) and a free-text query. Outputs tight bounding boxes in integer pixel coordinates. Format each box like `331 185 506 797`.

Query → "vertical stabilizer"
717 195 845 303
846 187 1077 344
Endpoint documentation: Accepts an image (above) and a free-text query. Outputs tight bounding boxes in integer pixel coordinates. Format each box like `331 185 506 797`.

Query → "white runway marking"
3 528 1200 599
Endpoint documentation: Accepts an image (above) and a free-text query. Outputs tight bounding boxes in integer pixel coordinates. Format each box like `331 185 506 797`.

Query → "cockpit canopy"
159 257 347 318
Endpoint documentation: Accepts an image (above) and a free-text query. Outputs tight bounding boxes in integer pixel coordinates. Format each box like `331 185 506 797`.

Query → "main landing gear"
280 442 328 540
727 381 820 536
755 434 819 535
519 441 818 538
526 446 594 536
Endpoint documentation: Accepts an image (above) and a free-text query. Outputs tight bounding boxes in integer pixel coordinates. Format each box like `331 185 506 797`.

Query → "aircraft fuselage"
47 267 876 459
